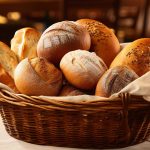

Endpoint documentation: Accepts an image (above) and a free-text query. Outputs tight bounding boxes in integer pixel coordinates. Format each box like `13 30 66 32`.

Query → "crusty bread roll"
76 19 120 67
59 84 85 96
95 66 139 97
0 65 19 93
14 57 63 96
0 41 18 78
37 21 91 65
60 50 107 90
11 27 41 61
110 38 150 76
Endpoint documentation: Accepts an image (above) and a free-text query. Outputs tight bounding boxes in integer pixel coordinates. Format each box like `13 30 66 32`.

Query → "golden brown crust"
11 27 41 61
95 66 139 97
0 41 18 78
37 21 91 65
59 84 85 96
60 50 107 90
14 57 63 96
76 19 120 67
0 65 19 93
110 38 150 76
30 57 62 85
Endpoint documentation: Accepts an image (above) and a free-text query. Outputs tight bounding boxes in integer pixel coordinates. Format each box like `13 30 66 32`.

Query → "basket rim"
0 87 149 112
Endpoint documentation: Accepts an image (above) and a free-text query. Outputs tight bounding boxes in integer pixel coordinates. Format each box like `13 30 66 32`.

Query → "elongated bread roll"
0 41 18 78
11 27 41 61
110 38 150 76
0 64 19 93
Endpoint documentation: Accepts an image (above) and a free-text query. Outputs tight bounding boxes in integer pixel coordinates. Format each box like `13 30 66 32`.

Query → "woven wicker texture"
0 87 150 149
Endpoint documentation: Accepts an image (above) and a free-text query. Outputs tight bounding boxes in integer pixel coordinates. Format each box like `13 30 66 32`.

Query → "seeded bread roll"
76 19 120 67
14 57 63 96
60 50 107 90
95 66 139 97
110 38 150 76
37 21 91 65
11 27 41 61
59 84 85 96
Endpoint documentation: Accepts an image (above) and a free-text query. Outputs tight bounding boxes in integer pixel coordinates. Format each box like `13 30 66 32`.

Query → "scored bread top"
14 58 63 96
11 27 41 61
60 50 108 90
29 57 62 85
37 21 91 65
43 21 86 35
95 66 139 97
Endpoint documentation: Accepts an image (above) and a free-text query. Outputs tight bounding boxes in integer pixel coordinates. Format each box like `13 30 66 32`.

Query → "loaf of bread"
59 84 85 96
76 19 120 67
11 27 41 61
14 57 63 96
95 66 139 97
60 50 107 90
0 41 18 78
110 38 150 76
37 21 91 65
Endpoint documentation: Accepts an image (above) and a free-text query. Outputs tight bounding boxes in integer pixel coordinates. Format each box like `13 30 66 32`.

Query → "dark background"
0 0 149 45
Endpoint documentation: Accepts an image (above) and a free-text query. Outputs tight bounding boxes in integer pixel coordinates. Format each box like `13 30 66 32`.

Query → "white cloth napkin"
38 71 150 103
116 71 150 101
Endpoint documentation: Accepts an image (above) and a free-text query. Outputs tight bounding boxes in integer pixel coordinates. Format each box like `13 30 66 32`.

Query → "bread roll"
0 41 18 78
95 66 139 97
0 65 19 93
76 19 120 67
60 50 107 90
37 21 91 65
59 84 85 96
14 57 62 96
11 27 41 61
110 38 150 76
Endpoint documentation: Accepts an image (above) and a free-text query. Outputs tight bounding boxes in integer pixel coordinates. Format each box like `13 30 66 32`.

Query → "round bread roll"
76 19 120 67
60 50 107 90
95 66 139 97
110 38 150 76
11 27 41 61
37 21 91 65
59 84 85 96
14 57 62 96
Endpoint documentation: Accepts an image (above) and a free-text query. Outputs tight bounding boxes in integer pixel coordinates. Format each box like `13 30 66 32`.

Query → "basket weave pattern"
0 88 150 149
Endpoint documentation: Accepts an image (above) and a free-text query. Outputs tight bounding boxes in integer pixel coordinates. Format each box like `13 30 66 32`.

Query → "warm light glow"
0 15 8 24
110 28 115 33
7 12 21 21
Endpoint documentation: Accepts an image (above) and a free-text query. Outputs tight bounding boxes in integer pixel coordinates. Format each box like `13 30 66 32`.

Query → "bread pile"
0 19 149 97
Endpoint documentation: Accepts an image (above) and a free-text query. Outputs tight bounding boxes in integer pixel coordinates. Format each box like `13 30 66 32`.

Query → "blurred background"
0 0 149 45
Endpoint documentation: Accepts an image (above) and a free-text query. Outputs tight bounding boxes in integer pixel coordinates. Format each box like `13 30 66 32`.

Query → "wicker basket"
0 85 150 149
